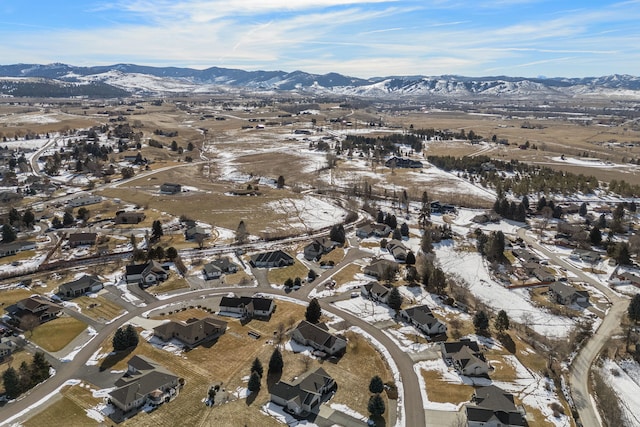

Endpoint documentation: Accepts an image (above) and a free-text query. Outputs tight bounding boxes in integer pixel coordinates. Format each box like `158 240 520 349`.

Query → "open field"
266 259 309 285
30 317 88 352
420 369 473 404
73 295 126 321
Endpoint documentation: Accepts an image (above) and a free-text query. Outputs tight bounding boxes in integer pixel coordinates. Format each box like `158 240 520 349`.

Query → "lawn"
266 259 309 285
420 369 474 404
149 277 190 295
24 384 102 427
331 264 362 286
30 317 88 352
0 287 33 308
74 295 125 322
222 270 253 286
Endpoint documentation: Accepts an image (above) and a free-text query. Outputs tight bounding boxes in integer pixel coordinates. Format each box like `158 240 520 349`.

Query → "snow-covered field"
600 359 640 426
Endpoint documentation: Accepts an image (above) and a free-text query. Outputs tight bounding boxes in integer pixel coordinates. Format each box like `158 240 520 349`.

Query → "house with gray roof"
115 211 146 224
68 232 97 248
6 295 63 324
58 275 103 298
548 282 589 307
303 237 336 261
291 320 347 357
153 317 227 349
108 355 181 414
386 239 408 261
125 260 168 286
270 367 336 416
218 296 275 319
356 223 392 239
441 339 489 377
160 183 182 194
250 250 294 268
466 385 526 427
203 257 239 280
360 281 392 304
68 194 102 208
399 305 447 336
0 337 18 360
363 259 398 280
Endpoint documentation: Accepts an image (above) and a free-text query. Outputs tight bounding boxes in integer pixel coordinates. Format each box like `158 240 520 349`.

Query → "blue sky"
0 0 638 78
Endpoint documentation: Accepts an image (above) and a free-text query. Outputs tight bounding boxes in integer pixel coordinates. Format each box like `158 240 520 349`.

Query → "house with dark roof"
160 183 182 194
384 156 423 169
386 239 408 261
5 295 63 324
108 355 181 414
466 385 526 427
115 211 146 224
512 248 540 264
303 238 336 261
291 320 347 357
218 296 275 319
68 232 97 248
58 275 103 298
441 339 489 377
0 337 18 360
153 317 227 349
185 226 208 241
360 282 392 304
250 250 294 268
548 282 589 307
399 305 447 336
125 260 168 286
570 249 601 264
363 259 398 280
270 367 336 416
356 223 392 239
203 258 239 280
0 241 35 258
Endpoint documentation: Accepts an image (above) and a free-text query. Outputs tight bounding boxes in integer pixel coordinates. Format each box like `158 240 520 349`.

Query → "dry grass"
420 369 474 404
0 350 33 394
0 287 33 308
523 405 556 427
149 277 191 295
331 264 362 286
222 270 252 286
320 247 345 264
266 259 309 285
23 391 92 427
30 317 88 352
73 295 126 322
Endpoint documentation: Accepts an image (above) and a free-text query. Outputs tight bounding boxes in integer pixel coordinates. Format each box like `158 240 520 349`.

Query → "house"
125 260 169 286
68 194 102 208
115 211 146 224
153 317 227 348
303 238 336 261
466 385 526 427
6 295 63 324
615 271 640 287
58 275 103 298
441 339 490 377
185 226 208 241
160 183 182 194
0 337 17 360
384 156 423 169
203 258 239 280
471 212 501 224
363 259 398 280
218 296 275 319
0 191 23 203
548 282 590 306
291 321 347 357
531 266 555 284
270 367 336 416
399 305 447 336
430 201 456 214
360 282 392 304
356 223 392 239
108 355 181 414
250 250 294 268
0 241 28 258
68 232 97 248
512 248 540 264
386 239 408 261
570 249 601 264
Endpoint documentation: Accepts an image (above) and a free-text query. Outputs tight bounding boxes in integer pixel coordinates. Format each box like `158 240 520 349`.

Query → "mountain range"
1 63 639 99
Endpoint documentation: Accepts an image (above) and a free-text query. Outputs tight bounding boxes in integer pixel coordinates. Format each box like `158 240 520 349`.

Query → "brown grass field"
25 301 391 426
30 317 88 352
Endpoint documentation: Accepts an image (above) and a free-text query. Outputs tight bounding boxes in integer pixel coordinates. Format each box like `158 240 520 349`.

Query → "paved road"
517 228 628 427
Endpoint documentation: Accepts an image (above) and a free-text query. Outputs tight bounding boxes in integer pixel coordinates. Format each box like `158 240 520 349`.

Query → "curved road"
517 228 628 427
0 284 424 427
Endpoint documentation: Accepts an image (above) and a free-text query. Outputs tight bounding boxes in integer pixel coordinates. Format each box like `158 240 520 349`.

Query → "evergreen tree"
387 286 403 311
429 267 447 295
376 210 385 223
22 209 35 228
368 393 386 416
251 358 264 377
589 227 602 246
276 175 285 188
294 277 302 288
247 371 261 393
420 231 433 253
405 251 416 266
284 278 294 288
236 220 248 244
125 324 139 348
152 220 163 240
473 311 490 334
579 202 588 217
614 242 631 265
400 223 410 237
392 228 402 240
598 213 607 229
3 366 21 399
329 224 346 244
63 211 75 226
629 294 640 324
536 196 547 211
166 246 178 260
521 195 529 210
418 191 431 229
515 203 527 222
8 208 20 225
268 348 283 375
494 310 510 334
305 298 322 323
2 224 16 243
308 269 317 281
369 376 384 394
31 351 51 384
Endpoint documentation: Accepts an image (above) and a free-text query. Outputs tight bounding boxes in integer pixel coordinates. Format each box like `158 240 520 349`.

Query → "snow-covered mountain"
0 63 639 99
